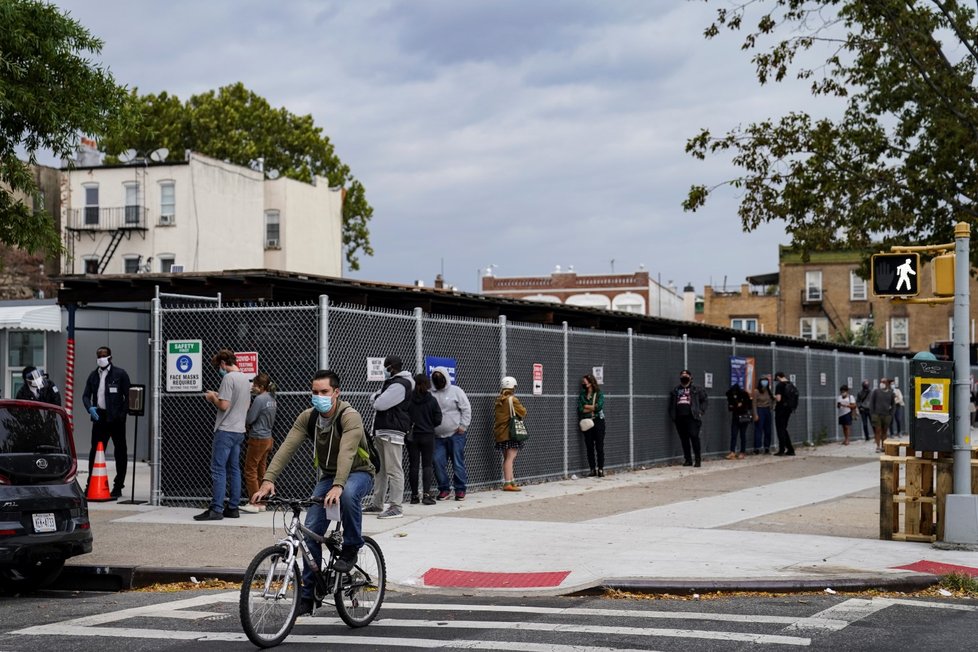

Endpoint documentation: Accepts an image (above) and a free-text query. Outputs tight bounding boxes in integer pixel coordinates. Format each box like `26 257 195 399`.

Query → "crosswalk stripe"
300 616 812 646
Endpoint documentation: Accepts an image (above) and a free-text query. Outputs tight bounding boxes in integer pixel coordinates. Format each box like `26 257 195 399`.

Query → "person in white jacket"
430 366 472 501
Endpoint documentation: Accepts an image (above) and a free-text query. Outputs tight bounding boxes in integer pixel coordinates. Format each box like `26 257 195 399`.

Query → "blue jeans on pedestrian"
210 429 245 513
433 431 468 493
301 471 374 600
752 408 772 451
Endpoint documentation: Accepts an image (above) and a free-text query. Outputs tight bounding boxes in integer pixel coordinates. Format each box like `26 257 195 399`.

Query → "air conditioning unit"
170 265 184 273
266 239 279 248
159 214 175 226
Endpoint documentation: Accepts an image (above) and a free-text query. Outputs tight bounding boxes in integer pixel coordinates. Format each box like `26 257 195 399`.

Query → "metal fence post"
498 315 507 378
628 327 634 468
771 341 777 381
833 349 839 441
319 294 330 369
414 307 424 374
563 321 569 478
150 296 162 506
731 336 737 357
805 345 813 445
683 333 688 369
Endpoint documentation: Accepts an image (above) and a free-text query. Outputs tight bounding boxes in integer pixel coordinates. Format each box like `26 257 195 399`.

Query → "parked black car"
0 399 92 590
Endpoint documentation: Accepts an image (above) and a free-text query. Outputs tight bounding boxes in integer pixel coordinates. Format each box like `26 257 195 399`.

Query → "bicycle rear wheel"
239 545 300 648
334 536 386 628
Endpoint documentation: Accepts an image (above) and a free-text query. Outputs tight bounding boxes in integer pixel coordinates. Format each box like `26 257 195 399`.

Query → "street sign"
872 252 920 297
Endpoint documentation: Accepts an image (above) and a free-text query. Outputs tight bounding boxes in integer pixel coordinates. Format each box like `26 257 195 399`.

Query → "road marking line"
786 598 887 632
300 617 811 646
46 591 240 626
874 598 978 612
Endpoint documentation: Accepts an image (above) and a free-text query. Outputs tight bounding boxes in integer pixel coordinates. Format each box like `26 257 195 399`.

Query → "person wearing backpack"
365 355 415 520
252 369 376 617
773 371 796 456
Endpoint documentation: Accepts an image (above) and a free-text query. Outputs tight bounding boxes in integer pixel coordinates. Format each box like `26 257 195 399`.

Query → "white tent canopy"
0 304 62 332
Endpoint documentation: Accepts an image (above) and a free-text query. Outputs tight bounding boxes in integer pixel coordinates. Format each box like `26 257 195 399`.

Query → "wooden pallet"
879 439 978 542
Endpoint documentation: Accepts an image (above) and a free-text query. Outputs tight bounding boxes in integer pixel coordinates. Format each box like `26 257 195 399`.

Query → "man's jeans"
210 429 245 513
434 431 468 493
302 471 374 600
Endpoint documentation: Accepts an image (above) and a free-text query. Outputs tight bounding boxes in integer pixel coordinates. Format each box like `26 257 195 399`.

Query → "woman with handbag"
493 376 526 491
725 383 752 459
577 373 606 477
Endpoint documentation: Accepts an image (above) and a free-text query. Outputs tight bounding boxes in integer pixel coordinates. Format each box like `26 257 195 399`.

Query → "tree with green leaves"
684 0 978 267
0 0 127 257
101 83 374 271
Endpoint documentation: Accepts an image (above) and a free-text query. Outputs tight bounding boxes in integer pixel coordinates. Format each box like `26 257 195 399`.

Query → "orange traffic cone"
87 442 115 502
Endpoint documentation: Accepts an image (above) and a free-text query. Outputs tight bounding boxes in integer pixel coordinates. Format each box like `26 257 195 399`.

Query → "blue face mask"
760 380 769 388
218 368 227 378
311 394 332 413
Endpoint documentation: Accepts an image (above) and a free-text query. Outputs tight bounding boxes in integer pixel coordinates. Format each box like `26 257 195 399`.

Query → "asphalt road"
2 588 977 651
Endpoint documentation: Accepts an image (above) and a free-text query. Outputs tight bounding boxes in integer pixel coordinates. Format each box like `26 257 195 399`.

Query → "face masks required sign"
167 340 202 392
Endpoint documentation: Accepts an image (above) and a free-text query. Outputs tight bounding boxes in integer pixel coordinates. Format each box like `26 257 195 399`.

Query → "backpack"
305 406 381 471
783 382 800 412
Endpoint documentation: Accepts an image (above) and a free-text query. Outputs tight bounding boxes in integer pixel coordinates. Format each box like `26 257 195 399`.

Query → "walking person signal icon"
872 252 920 297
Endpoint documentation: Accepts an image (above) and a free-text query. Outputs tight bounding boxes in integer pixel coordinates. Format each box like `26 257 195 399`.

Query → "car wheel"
0 559 66 592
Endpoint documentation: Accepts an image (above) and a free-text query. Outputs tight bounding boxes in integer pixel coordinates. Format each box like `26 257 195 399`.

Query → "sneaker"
502 482 521 492
436 490 451 501
422 494 437 505
587 469 598 477
239 503 262 514
378 505 403 519
596 469 604 478
410 494 420 505
193 509 223 521
725 452 737 460
363 505 383 514
333 547 358 573
223 508 240 518
110 487 123 498
682 460 693 467
694 459 701 468
737 453 746 460
297 598 316 616
454 491 466 501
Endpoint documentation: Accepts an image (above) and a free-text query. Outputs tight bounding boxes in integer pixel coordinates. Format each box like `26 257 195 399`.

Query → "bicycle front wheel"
239 545 301 648
334 535 386 628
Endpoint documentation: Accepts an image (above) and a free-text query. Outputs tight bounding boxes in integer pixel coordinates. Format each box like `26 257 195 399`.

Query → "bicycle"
238 496 386 648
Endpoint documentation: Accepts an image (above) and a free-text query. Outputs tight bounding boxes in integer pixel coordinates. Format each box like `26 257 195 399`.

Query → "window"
805 271 822 301
123 256 140 274
33 190 45 214
731 318 759 332
264 210 280 248
850 271 867 301
124 182 140 224
159 256 175 273
7 331 45 399
850 317 872 334
159 181 175 224
891 317 909 348
83 257 99 274
800 317 829 341
84 184 99 225
612 292 646 314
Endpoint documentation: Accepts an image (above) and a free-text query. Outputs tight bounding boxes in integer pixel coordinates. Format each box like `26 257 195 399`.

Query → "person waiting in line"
836 385 856 446
773 371 796 456
493 376 526 491
240 372 277 514
890 381 905 437
16 366 61 406
751 376 774 454
667 369 708 467
365 355 414 520
725 383 752 460
431 366 472 501
856 380 873 441
869 378 895 454
406 373 442 506
578 373 606 477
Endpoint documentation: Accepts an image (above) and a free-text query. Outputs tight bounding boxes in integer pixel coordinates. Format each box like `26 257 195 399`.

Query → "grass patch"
939 573 978 597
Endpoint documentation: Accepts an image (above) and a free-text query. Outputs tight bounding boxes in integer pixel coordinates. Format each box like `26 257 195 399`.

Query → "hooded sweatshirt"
431 366 472 438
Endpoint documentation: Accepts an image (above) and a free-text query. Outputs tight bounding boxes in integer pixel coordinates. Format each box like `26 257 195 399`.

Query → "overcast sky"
51 0 832 294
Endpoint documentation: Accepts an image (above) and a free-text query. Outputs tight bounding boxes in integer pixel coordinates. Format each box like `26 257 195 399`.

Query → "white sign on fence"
366 357 386 382
166 340 202 392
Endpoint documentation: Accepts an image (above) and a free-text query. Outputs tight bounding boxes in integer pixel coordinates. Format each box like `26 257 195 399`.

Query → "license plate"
32 513 56 533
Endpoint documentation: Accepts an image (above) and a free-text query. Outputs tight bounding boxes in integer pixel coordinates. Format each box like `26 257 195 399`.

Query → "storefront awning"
0 304 63 332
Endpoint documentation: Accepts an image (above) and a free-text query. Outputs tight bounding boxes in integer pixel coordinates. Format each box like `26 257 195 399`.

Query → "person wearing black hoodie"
407 373 442 505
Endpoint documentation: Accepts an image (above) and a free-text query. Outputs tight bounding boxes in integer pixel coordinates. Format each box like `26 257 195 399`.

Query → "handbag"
579 392 597 431
508 396 530 442
737 413 752 424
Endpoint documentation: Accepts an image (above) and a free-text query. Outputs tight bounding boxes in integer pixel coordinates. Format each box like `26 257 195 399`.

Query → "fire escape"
800 285 843 334
65 205 148 273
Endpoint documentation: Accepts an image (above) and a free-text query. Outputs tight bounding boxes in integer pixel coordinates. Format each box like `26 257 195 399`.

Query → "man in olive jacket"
253 369 375 616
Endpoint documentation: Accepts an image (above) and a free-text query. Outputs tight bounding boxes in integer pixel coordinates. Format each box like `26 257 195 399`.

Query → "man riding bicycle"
253 369 376 616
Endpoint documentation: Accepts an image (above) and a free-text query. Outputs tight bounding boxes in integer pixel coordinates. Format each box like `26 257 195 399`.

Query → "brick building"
480 266 688 320
701 277 778 334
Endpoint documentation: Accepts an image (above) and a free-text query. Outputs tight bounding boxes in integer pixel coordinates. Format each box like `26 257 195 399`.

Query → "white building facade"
61 153 344 277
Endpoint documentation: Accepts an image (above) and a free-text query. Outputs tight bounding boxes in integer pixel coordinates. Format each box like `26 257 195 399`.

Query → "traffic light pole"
944 221 978 546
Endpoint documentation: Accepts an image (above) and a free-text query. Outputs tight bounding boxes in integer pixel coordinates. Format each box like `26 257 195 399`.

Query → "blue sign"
176 355 193 373
729 356 756 390
424 356 457 384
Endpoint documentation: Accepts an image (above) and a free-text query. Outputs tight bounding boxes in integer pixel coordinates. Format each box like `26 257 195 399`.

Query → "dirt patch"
722 486 880 539
446 455 871 523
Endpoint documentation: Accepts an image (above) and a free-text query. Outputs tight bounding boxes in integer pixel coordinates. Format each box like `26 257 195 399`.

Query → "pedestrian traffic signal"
872 252 920 297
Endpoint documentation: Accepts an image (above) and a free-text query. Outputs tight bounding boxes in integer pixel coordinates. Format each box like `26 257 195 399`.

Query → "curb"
57 565 941 596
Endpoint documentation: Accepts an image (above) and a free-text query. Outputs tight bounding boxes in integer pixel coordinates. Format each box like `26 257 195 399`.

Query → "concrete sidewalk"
65 438 978 595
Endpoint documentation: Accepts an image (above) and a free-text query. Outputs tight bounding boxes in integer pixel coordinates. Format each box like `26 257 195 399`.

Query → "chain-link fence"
151 297 911 506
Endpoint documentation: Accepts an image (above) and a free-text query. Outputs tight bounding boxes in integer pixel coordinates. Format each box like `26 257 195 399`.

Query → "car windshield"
0 406 68 454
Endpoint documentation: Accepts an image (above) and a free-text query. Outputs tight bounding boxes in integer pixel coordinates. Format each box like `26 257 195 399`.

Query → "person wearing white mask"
81 346 131 498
